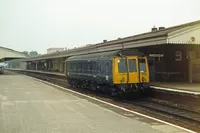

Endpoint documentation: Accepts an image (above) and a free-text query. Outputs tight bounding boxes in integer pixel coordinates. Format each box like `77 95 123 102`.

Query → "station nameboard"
149 54 164 57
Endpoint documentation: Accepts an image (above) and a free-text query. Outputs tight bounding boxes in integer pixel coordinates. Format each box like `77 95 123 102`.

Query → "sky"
0 0 200 54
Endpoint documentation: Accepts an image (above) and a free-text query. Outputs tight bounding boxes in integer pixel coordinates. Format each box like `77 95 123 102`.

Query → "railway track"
13 70 200 132
125 99 200 125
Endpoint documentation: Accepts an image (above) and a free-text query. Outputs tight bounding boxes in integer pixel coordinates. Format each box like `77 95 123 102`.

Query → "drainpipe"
36 61 38 70
188 58 192 83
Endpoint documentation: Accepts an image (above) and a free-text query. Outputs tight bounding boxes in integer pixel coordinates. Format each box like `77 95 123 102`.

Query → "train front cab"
113 56 150 93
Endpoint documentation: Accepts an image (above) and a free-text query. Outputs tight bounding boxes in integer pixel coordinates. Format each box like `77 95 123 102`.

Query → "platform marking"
29 76 196 133
151 86 200 95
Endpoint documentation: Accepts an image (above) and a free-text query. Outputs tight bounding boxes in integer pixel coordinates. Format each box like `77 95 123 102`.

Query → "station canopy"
21 20 200 62
0 46 27 62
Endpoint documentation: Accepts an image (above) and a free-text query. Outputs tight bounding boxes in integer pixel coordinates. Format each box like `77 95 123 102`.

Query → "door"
148 57 155 81
113 57 138 84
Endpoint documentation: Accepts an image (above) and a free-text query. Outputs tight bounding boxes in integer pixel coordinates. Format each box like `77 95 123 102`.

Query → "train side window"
90 62 92 71
69 63 71 71
139 59 146 73
102 60 106 74
77 63 79 72
88 62 91 72
70 62 73 72
80 63 82 73
87 62 89 71
84 62 86 72
79 63 82 72
109 60 112 74
96 61 98 73
98 62 101 74
92 61 96 73
81 62 83 73
101 61 105 74
70 62 73 69
67 62 70 70
118 59 127 73
105 61 109 74
74 63 76 71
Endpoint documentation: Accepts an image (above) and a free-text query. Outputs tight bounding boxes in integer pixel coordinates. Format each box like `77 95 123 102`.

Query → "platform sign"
149 54 164 57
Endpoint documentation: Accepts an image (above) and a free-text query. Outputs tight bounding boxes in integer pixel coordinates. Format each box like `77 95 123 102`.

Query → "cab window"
118 59 127 73
128 59 137 72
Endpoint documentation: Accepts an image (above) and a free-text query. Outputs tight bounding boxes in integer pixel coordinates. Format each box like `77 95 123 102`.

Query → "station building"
7 20 200 83
47 48 65 54
0 46 27 68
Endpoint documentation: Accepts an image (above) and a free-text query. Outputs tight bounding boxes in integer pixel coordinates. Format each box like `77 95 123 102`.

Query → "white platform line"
151 86 200 95
29 76 196 133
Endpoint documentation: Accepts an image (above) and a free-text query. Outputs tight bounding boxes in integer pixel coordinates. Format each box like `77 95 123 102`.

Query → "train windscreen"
128 59 137 72
118 59 127 73
118 59 137 73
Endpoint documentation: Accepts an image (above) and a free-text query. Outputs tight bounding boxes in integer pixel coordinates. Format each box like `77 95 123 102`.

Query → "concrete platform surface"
0 72 192 133
151 82 200 95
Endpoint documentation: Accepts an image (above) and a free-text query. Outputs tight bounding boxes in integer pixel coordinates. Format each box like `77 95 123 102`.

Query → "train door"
113 57 139 84
138 57 149 83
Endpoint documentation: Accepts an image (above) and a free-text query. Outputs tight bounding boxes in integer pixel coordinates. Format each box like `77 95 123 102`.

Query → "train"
0 65 4 74
0 63 4 74
65 49 150 98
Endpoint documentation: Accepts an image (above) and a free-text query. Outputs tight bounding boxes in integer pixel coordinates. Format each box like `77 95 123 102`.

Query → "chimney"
103 40 107 43
151 27 157 32
159 27 165 30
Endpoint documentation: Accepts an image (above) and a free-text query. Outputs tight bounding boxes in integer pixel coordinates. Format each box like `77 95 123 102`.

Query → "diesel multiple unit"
65 49 150 98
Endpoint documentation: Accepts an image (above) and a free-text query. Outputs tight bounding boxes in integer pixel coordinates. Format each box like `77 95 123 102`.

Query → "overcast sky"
0 0 200 54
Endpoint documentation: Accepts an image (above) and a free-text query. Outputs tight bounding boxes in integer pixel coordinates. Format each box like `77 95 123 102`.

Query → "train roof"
66 49 144 61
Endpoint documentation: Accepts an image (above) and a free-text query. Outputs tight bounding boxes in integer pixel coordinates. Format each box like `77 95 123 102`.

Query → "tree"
22 51 39 56
22 51 29 56
29 51 38 56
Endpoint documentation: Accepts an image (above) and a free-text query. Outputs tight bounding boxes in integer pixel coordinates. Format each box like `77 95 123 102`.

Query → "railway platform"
0 71 193 133
6 68 65 76
7 68 200 95
151 82 200 95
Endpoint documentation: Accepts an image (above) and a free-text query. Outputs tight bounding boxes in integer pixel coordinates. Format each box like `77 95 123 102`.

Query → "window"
192 64 200 73
70 62 73 69
73 63 76 71
118 59 127 73
105 61 110 74
96 61 101 73
84 62 87 71
139 59 146 73
77 63 81 72
67 62 70 70
187 51 196 59
128 59 137 72
93 62 97 72
175 51 182 61
89 62 92 71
